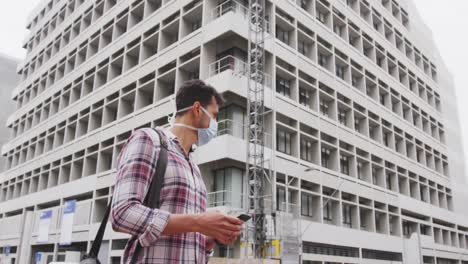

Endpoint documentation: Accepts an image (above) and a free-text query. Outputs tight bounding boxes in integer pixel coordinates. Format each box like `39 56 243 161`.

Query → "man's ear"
192 102 202 116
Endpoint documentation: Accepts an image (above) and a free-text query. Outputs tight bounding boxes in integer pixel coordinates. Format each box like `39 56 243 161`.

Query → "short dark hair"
175 79 224 116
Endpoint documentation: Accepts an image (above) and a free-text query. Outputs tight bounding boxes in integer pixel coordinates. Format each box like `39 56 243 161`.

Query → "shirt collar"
163 126 196 154
165 128 177 140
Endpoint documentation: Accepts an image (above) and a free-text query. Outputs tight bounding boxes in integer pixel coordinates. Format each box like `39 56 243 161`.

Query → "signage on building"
59 200 76 246
37 210 52 243
35 252 42 263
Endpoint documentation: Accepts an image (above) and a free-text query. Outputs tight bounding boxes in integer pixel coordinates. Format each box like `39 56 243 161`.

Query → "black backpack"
80 128 169 264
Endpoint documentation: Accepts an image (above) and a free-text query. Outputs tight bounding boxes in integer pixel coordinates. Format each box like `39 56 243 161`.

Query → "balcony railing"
210 0 271 32
207 190 244 209
208 55 248 77
217 119 245 138
208 55 273 87
211 0 249 20
216 118 274 150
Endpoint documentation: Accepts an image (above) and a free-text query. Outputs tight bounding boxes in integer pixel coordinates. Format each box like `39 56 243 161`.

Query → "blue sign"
40 210 52 219
35 252 42 262
64 200 76 214
5 245 10 256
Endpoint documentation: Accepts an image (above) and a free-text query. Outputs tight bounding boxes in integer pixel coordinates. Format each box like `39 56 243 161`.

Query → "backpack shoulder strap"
143 127 169 209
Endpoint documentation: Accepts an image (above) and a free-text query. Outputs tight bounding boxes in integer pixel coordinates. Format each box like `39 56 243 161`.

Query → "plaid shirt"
111 127 208 263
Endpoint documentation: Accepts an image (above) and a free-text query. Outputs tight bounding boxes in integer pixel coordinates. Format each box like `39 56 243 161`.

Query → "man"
111 80 244 263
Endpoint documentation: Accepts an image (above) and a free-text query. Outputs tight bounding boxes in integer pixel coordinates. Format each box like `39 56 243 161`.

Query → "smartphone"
237 214 251 222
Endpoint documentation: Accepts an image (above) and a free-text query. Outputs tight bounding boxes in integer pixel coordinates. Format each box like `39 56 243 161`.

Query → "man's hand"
194 211 243 245
206 236 216 250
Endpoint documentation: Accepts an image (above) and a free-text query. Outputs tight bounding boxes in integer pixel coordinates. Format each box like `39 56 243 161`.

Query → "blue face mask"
169 106 218 146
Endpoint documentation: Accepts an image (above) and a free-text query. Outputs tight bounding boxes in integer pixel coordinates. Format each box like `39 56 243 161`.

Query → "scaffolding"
245 0 269 259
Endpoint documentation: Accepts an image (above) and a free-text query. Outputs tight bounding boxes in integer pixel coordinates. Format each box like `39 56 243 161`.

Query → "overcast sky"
1 0 467 175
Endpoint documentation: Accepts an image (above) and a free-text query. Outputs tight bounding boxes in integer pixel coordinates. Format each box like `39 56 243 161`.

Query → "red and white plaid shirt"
111 127 208 263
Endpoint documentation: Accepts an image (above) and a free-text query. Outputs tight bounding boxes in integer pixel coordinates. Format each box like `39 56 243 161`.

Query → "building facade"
1 0 468 263
0 54 21 172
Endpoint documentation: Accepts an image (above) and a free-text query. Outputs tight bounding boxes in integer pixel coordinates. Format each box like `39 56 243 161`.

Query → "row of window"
20 0 189 88
276 121 451 209
4 45 201 170
26 0 76 36
23 0 90 56
276 175 402 236
281 174 468 251
275 76 448 178
302 242 403 261
275 2 441 116
16 0 187 110
288 0 438 96
340 0 437 82
275 59 445 145
0 117 168 202
9 2 204 145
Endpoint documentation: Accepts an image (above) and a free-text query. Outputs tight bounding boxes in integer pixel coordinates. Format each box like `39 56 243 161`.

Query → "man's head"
174 79 224 130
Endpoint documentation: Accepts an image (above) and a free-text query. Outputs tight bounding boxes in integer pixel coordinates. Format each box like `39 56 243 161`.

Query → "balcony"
208 55 273 88
211 0 249 21
207 190 244 209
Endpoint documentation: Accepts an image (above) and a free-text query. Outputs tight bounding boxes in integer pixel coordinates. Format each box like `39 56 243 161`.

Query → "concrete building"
1 0 468 263
0 54 21 172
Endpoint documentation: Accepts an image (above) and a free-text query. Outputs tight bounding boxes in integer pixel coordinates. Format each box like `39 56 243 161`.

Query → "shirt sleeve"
111 128 170 247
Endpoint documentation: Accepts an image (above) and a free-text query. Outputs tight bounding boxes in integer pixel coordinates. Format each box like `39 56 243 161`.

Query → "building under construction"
2 0 468 263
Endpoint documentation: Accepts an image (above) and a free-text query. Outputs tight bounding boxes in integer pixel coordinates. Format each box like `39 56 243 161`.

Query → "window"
383 132 389 147
299 88 311 107
336 64 345 80
302 242 359 257
276 26 290 45
323 201 333 223
372 167 378 184
300 0 308 10
215 47 248 73
321 147 331 168
217 105 246 138
277 187 286 211
402 221 411 237
319 99 329 117
318 53 328 67
301 193 314 217
334 25 343 36
377 57 384 67
300 138 314 162
386 173 393 190
213 168 244 208
218 245 234 258
354 119 360 131
340 155 349 175
420 187 426 202
276 77 291 97
298 40 308 56
338 109 347 125
191 19 202 31
362 249 402 261
352 76 358 87
316 10 326 24
380 93 386 105
342 204 352 227
277 129 292 155
357 161 363 179
389 215 395 235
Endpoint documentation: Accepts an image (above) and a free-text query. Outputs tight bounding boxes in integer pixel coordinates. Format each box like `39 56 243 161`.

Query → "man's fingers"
223 223 242 232
224 215 243 225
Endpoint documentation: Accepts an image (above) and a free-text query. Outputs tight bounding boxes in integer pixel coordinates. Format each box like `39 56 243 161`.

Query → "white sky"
0 0 467 177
